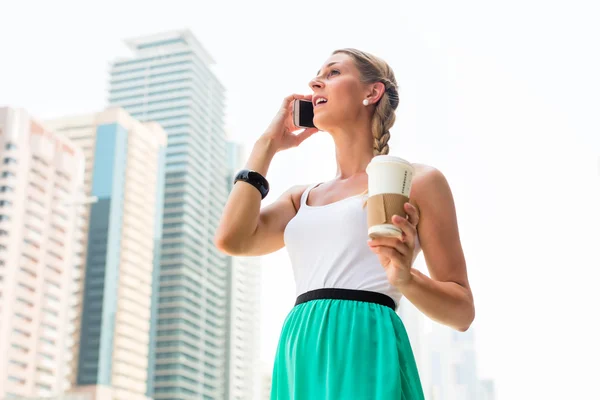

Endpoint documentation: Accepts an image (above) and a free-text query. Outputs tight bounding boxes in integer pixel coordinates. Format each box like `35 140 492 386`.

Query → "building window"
26 210 44 222
36 383 52 391
25 224 42 235
16 297 33 308
54 210 68 221
39 337 55 345
56 170 71 181
30 182 45 194
8 376 25 384
45 280 60 289
3 158 17 165
17 282 34 292
15 313 32 323
47 251 63 262
43 308 59 317
0 186 13 192
41 323 57 332
9 359 27 369
14 328 31 338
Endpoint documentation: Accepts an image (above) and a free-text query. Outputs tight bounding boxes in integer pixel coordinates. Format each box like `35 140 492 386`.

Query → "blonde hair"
332 48 400 156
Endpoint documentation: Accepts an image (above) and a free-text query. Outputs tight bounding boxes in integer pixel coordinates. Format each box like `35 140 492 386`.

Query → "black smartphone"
293 99 316 129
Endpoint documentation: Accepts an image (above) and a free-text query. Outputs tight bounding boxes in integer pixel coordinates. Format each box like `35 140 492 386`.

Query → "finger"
368 236 403 251
392 215 417 249
404 202 420 226
293 128 319 145
282 93 312 110
368 239 409 256
371 245 405 267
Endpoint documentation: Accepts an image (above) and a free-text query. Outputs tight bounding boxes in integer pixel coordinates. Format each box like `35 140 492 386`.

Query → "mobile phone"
293 99 316 129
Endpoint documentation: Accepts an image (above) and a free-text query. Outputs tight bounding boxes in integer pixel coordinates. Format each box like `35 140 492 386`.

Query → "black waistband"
295 288 396 311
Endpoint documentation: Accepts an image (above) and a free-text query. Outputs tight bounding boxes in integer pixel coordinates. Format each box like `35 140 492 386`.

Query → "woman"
214 48 475 400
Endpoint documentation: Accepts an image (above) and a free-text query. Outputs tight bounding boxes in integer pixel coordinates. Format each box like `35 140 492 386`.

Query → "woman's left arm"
368 167 475 331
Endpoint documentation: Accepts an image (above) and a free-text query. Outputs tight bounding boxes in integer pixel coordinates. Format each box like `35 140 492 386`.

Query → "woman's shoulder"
410 163 455 209
412 162 437 176
412 162 447 182
284 183 313 211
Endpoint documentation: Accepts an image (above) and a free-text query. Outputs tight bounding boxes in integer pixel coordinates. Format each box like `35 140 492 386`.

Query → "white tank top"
283 182 421 307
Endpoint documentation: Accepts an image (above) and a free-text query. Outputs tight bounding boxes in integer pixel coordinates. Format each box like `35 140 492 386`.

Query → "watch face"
234 169 269 198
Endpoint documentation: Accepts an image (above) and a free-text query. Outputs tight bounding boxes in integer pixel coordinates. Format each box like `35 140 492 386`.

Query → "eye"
327 69 340 78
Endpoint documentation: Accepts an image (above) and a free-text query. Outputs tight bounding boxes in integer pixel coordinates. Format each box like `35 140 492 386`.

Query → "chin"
313 113 334 132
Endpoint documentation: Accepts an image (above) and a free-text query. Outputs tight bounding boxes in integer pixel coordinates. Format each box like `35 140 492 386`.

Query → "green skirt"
271 289 425 400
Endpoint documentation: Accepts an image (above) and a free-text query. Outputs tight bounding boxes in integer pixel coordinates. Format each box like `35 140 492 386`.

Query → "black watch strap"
233 169 270 199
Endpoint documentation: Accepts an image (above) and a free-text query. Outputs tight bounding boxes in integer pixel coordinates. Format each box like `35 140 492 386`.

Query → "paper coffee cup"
366 155 414 238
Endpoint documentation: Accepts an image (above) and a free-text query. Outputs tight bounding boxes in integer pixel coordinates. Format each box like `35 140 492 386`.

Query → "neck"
329 124 374 179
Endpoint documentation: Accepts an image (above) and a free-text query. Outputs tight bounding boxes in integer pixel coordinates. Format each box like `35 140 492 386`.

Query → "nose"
309 77 324 91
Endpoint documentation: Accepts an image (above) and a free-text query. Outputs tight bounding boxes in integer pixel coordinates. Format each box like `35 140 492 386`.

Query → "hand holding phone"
260 94 318 153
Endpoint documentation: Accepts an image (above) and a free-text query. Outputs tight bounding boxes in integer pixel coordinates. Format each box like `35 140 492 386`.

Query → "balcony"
27 200 47 220
36 371 56 387
0 172 18 187
51 213 68 232
40 328 59 346
24 226 43 245
29 173 48 194
38 355 56 371
22 240 41 261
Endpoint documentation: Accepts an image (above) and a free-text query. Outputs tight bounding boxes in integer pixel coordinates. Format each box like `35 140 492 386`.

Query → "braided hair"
332 49 400 156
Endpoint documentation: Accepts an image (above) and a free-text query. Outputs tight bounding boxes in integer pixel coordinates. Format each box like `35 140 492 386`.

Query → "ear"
365 82 386 104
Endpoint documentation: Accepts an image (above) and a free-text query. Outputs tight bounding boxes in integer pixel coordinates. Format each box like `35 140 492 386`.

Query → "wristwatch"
233 169 270 199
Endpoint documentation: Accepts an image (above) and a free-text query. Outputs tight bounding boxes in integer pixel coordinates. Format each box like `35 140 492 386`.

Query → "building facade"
429 324 481 400
226 142 262 400
396 259 432 395
0 107 85 399
45 107 167 400
107 30 231 400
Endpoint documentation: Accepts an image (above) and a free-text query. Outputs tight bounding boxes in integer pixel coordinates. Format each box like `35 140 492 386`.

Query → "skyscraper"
478 379 496 400
45 107 167 400
397 294 431 395
0 107 85 399
258 362 272 400
226 142 262 400
107 30 231 399
429 324 481 400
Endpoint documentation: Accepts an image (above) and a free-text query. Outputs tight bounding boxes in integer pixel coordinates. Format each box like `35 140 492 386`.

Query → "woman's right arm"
213 94 318 257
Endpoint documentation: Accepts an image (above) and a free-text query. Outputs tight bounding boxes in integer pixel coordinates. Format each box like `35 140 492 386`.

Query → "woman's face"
309 53 368 131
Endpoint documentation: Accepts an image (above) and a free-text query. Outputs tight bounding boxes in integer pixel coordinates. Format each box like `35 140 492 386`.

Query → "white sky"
1 1 599 399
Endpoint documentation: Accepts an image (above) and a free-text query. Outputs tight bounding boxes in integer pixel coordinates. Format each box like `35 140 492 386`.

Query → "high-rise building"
478 379 496 400
45 107 167 400
0 107 85 399
397 292 431 395
258 362 272 400
429 324 481 400
227 255 261 399
226 142 262 400
107 30 231 399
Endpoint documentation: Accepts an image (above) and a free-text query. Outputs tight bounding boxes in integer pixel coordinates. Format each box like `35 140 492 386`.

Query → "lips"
313 95 328 107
